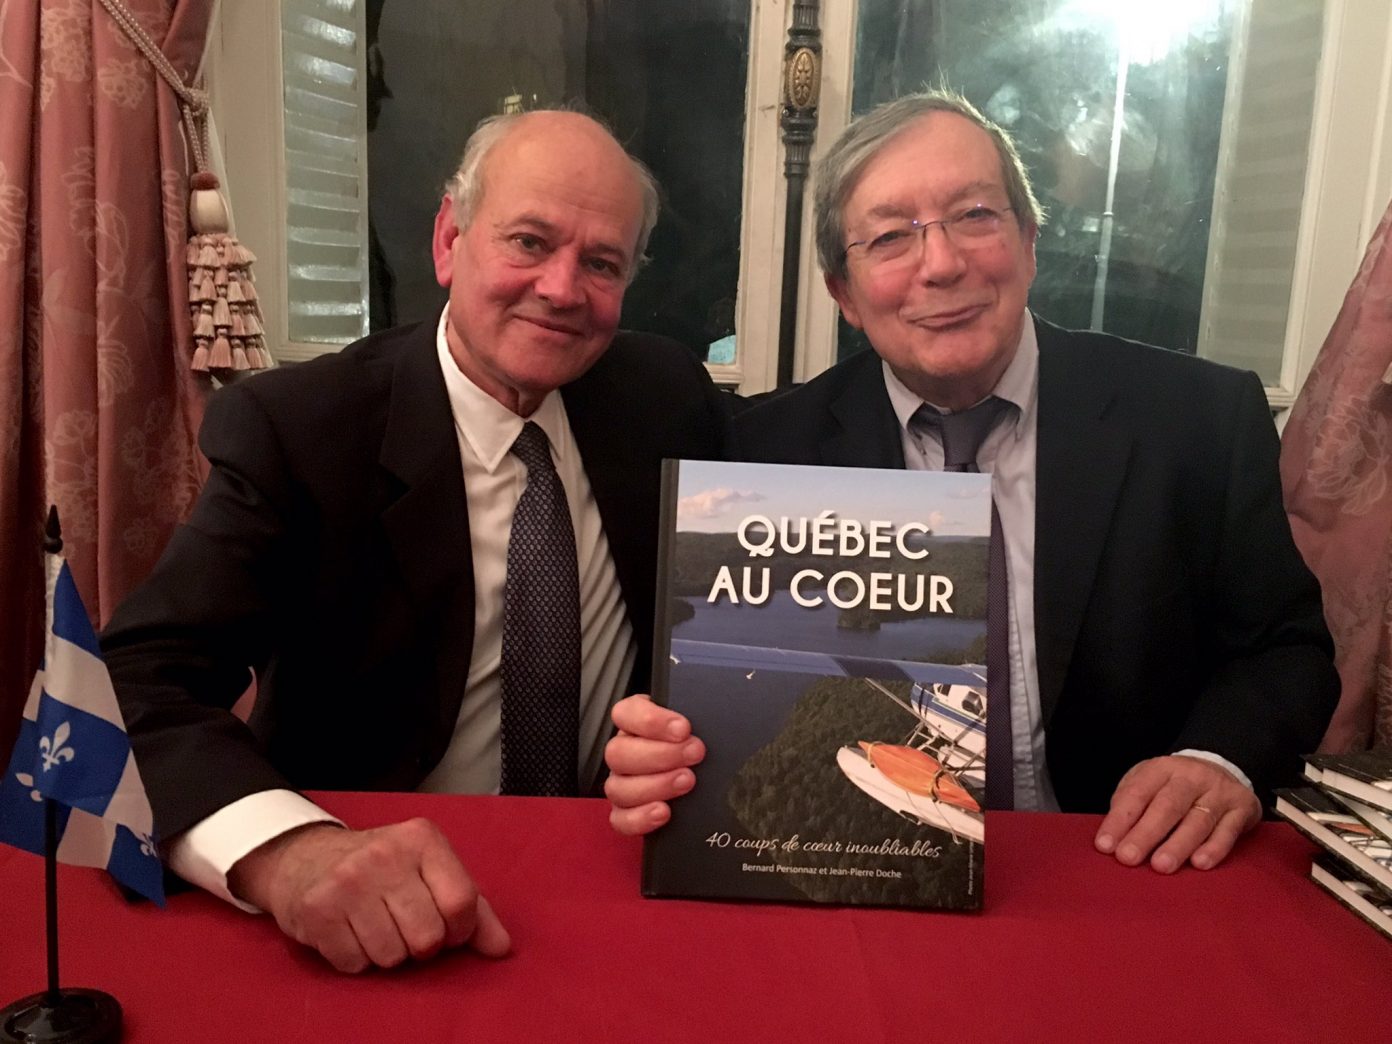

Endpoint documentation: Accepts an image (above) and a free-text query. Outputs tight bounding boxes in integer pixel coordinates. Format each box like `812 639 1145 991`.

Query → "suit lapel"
563 381 629 515
1033 320 1132 726
824 351 906 469
562 357 657 696
377 325 475 740
561 366 645 617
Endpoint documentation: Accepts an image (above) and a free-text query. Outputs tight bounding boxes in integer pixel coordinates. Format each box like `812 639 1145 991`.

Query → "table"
1 794 1387 1043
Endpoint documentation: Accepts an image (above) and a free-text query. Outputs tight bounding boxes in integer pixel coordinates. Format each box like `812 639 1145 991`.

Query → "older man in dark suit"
103 110 729 972
604 91 1336 876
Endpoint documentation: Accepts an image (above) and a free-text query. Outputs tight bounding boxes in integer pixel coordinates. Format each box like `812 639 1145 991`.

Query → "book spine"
648 458 680 710
641 458 681 895
1309 859 1392 941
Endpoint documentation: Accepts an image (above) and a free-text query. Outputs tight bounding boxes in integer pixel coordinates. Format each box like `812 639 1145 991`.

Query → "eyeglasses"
843 205 1015 269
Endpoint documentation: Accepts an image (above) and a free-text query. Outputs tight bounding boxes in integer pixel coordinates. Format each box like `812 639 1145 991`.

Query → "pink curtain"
0 0 214 757
1282 199 1392 752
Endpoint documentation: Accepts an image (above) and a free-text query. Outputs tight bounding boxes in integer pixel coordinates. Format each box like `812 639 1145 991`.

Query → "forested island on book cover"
643 459 993 910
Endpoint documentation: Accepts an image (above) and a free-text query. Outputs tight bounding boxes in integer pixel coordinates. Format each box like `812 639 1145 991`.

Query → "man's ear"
825 271 863 330
1021 221 1038 285
431 197 459 289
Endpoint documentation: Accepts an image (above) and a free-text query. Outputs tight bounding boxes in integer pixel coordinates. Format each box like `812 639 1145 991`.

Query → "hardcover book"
1303 749 1392 815
1302 753 1333 785
1309 852 1392 942
1328 791 1392 846
641 459 994 910
1275 786 1392 893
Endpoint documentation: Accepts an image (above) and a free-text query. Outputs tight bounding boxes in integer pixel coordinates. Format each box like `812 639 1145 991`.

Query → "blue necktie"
499 422 580 796
912 399 1014 810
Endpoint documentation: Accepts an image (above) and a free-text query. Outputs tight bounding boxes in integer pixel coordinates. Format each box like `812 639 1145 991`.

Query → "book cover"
1308 749 1392 815
1325 789 1392 845
1275 786 1392 893
1309 852 1392 942
642 459 993 910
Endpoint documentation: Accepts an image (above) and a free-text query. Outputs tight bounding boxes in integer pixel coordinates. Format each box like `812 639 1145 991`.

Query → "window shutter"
1197 0 1324 384
279 0 369 351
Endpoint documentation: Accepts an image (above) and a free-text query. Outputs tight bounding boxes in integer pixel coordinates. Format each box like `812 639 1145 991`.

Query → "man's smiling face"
827 111 1037 410
432 111 644 416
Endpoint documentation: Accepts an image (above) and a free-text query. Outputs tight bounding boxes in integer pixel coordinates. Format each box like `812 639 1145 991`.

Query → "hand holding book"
605 694 706 836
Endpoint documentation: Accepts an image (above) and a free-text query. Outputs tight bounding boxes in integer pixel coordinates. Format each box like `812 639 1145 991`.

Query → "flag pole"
0 506 122 1043
43 800 60 1006
42 509 62 1009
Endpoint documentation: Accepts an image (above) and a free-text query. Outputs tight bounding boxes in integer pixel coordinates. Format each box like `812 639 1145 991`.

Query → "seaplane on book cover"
669 639 989 844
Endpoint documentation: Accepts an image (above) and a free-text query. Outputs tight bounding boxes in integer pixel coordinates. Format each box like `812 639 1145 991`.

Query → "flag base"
0 989 121 1043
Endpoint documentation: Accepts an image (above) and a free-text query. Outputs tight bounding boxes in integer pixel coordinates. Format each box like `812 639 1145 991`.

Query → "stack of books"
1275 750 1392 941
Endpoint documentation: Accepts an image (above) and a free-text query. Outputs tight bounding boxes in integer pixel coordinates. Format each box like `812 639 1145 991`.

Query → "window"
842 0 1323 385
281 0 369 346
363 0 750 368
211 0 1392 402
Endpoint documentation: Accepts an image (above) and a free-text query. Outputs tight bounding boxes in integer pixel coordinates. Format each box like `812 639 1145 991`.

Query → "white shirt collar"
434 307 571 472
882 311 1039 439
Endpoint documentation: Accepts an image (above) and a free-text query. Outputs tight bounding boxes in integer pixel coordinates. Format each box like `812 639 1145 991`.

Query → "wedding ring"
1191 803 1216 818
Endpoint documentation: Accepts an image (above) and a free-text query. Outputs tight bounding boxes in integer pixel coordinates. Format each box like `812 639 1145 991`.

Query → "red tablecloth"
1 793 1387 1043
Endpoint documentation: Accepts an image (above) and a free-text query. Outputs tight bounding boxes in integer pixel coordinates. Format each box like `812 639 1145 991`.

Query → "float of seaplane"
837 674 986 845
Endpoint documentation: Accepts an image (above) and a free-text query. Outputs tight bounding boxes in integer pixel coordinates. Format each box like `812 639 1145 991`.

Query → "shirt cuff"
1174 749 1253 792
165 790 343 913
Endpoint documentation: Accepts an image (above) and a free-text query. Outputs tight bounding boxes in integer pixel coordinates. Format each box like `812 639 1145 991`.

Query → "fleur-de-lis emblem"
38 722 75 772
15 772 41 802
137 832 156 858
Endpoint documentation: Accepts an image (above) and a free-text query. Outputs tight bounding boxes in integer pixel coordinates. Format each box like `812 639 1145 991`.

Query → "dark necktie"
499 422 580 796
911 398 1015 810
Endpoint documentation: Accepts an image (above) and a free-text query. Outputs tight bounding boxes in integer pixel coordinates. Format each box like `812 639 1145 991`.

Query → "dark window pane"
845 0 1236 361
366 0 749 362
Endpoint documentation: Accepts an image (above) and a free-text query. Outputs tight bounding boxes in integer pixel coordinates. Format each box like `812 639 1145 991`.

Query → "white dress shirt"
884 314 1250 810
168 310 635 909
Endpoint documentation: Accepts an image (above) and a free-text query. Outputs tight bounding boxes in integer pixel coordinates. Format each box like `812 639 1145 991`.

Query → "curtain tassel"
188 171 269 376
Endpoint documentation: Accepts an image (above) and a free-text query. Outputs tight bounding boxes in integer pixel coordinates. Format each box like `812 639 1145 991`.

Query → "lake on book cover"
669 594 985 822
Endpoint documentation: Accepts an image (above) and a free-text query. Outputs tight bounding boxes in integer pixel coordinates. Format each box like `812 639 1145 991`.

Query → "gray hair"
813 89 1046 278
442 107 661 280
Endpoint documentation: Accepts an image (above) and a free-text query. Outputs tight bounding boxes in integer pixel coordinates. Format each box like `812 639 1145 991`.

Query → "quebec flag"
0 556 165 904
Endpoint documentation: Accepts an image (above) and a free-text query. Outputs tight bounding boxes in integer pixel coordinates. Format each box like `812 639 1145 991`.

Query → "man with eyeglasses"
102 110 729 972
604 91 1337 875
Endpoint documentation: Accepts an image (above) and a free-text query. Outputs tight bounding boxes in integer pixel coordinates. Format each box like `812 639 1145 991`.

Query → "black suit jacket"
103 321 731 838
733 318 1337 811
